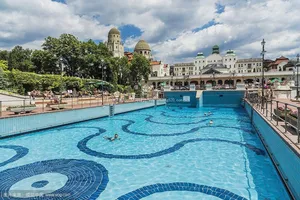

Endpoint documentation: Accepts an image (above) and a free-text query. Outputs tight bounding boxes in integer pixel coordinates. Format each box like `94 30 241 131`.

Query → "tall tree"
31 50 59 74
130 53 151 86
8 46 33 71
117 56 131 85
0 67 8 89
0 50 9 61
42 34 83 76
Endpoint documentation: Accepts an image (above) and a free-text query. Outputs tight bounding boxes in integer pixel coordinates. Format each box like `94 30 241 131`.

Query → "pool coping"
245 100 297 200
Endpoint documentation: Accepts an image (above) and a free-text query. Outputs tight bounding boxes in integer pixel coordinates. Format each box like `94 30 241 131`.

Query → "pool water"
0 106 290 200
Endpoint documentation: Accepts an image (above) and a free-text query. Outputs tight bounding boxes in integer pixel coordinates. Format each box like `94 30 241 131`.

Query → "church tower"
105 27 124 58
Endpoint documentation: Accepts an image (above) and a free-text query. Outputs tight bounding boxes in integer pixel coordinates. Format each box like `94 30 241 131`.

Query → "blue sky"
0 0 300 63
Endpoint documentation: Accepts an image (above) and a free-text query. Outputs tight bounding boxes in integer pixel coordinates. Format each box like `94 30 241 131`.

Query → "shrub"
6 104 36 111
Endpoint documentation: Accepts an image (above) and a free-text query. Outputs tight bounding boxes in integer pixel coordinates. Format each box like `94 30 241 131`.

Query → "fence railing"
0 93 161 118
245 91 300 145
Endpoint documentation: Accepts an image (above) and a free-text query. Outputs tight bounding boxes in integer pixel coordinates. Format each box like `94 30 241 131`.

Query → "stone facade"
105 27 124 58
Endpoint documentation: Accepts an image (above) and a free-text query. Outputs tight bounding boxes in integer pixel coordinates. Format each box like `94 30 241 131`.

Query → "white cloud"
0 0 300 64
0 0 112 49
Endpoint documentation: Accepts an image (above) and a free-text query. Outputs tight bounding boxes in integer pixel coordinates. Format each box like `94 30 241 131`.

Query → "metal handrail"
245 92 300 145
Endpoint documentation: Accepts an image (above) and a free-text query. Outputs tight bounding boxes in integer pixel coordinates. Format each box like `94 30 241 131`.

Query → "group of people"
204 111 214 126
28 90 42 100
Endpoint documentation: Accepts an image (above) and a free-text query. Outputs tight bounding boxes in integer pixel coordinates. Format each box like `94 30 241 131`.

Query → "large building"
174 45 264 76
105 27 124 58
150 61 170 77
235 58 263 73
173 62 194 76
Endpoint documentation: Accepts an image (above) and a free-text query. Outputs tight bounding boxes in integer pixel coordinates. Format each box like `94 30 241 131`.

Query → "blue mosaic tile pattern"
161 111 248 119
117 182 248 200
145 115 250 125
111 119 255 137
0 145 29 167
78 132 265 159
31 180 49 188
0 159 109 200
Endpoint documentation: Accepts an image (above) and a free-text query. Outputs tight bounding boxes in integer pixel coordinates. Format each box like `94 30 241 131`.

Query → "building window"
140 51 142 54
225 59 227 61
229 58 231 61
234 58 236 60
203 60 205 63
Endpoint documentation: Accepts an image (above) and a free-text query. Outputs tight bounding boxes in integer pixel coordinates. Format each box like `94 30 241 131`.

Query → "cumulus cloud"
0 0 112 49
0 0 299 64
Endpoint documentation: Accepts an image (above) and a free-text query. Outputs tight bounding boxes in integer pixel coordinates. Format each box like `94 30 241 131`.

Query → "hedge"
3 69 113 95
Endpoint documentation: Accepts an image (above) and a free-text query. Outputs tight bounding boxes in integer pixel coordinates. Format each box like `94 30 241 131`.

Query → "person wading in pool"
103 133 119 141
208 120 213 126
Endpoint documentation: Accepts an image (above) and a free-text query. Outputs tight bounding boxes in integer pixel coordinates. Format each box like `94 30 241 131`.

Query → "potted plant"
287 110 298 129
274 106 291 121
6 104 36 114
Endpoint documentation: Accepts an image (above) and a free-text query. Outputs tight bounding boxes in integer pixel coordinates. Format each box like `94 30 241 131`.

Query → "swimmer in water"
204 113 207 116
208 111 212 116
208 120 213 126
103 133 119 141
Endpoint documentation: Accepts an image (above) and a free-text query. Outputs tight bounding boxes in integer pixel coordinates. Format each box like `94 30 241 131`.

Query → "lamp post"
261 39 266 105
212 71 216 86
199 69 202 89
296 54 300 100
170 73 174 89
231 71 236 88
100 59 106 105
59 57 64 103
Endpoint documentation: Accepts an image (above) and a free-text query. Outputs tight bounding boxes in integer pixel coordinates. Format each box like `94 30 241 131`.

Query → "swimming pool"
0 106 290 199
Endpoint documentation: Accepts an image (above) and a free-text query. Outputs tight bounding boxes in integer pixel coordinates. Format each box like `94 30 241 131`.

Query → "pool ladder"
109 104 115 117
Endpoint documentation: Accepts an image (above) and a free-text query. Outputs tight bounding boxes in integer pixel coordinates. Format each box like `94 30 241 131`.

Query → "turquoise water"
0 106 290 200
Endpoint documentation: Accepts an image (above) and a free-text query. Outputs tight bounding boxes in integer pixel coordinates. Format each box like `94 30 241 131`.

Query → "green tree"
0 67 8 89
117 56 131 85
31 50 59 74
0 60 8 70
0 50 9 61
42 34 83 76
130 53 151 86
8 46 33 71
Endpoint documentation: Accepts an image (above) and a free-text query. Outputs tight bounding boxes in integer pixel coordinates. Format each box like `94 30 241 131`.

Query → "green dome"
212 45 220 54
134 40 151 51
108 27 120 35
196 52 205 59
226 49 236 56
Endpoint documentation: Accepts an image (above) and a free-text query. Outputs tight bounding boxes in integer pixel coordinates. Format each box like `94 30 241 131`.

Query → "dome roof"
134 40 151 51
226 49 236 56
212 45 220 54
196 52 205 59
213 45 219 49
108 27 120 35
